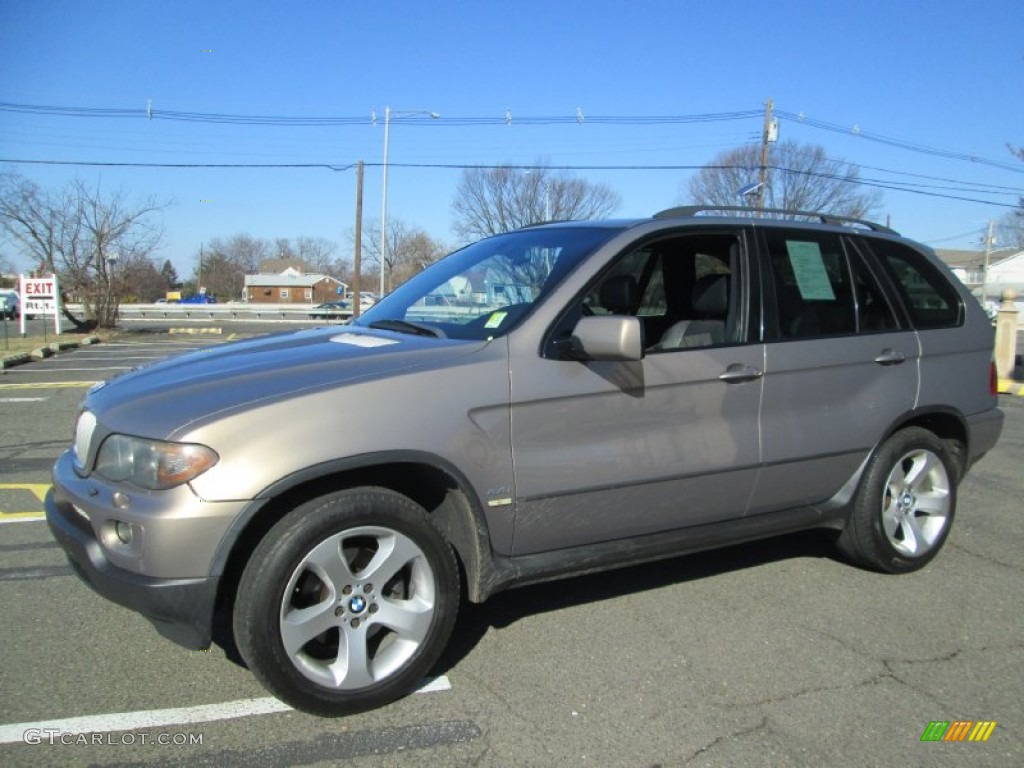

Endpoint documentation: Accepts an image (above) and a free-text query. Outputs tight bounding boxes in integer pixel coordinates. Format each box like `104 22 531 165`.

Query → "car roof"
523 206 907 243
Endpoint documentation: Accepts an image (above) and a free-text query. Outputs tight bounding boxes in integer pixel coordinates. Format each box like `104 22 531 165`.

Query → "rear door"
751 226 919 514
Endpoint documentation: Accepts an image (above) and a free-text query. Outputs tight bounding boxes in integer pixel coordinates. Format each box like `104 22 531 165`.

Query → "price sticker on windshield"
484 311 508 329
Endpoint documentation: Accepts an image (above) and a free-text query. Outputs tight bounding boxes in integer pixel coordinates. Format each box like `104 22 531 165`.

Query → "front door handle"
874 348 906 366
718 364 764 383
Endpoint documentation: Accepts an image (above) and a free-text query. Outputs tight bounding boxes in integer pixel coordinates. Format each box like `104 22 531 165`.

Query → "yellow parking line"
0 485 49 523
0 382 97 390
998 379 1024 396
0 484 49 502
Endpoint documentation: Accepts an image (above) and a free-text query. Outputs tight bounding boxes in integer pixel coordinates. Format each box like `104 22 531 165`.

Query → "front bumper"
47 487 218 648
45 450 247 649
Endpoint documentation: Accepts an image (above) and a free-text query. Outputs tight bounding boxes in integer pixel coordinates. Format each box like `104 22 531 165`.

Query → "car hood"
86 326 491 439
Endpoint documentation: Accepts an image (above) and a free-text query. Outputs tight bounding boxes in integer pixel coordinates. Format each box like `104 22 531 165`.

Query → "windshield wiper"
368 319 446 338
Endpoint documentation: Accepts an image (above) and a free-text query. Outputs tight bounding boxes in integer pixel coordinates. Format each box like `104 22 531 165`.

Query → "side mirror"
569 315 644 361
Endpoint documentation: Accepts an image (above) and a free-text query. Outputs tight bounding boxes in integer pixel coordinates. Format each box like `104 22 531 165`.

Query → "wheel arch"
209 451 496 631
882 406 969 481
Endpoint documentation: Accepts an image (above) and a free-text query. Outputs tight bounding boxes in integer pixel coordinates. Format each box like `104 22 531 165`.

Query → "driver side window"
588 233 741 352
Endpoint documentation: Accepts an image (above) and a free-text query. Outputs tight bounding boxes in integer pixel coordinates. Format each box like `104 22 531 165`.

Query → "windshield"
352 226 620 340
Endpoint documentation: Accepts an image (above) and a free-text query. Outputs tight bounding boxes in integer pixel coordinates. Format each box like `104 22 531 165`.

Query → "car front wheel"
233 488 460 715
838 427 957 573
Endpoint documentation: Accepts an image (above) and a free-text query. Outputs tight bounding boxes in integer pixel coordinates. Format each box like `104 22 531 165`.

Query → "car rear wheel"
838 427 957 573
233 487 460 716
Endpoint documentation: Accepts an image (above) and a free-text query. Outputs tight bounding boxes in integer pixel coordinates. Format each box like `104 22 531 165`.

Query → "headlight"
94 435 218 490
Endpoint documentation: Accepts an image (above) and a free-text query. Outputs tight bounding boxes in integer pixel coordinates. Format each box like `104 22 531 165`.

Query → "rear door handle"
874 348 906 366
718 364 764 383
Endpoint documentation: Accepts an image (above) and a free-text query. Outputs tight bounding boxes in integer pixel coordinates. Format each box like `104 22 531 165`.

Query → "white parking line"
0 398 47 403
0 677 452 743
0 514 46 524
3 366 132 372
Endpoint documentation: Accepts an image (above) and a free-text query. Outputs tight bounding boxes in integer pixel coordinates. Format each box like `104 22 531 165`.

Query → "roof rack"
653 205 897 234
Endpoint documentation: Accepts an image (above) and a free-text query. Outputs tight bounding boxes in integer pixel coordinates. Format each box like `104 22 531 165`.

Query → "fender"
205 450 499 602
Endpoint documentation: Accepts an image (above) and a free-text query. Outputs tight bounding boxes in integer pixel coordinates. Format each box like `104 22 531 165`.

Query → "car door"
751 226 919 515
506 228 765 555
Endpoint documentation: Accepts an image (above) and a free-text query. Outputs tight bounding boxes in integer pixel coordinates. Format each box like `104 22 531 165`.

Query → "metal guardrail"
67 303 353 323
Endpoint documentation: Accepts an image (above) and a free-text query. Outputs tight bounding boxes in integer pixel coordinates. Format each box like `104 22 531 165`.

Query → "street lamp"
379 106 439 298
736 181 762 204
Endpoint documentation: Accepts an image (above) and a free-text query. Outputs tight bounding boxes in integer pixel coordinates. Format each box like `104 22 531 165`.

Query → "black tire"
233 487 460 716
838 427 958 573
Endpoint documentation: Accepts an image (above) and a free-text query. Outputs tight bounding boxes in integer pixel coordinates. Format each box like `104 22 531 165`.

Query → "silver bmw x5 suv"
47 207 1003 715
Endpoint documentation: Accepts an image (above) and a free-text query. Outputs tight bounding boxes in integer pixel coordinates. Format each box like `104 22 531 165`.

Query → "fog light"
115 521 133 545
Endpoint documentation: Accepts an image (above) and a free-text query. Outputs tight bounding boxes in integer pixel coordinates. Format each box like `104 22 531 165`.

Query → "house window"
280 289 289 299
305 289 312 300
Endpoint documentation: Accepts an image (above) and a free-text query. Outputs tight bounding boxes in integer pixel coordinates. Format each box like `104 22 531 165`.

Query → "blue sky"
2 0 1022 278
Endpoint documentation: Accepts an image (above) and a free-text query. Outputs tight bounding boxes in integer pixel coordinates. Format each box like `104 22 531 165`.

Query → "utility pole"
353 160 364 319
756 98 775 213
982 219 995 309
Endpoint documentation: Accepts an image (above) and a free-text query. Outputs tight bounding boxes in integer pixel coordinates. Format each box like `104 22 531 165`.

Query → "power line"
6 100 1020 172
0 101 762 127
0 158 356 171
1 157 1017 208
775 109 1023 174
4 99 1020 179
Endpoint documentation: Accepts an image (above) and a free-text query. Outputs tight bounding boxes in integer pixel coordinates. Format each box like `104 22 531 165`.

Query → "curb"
0 353 31 370
1 335 101 371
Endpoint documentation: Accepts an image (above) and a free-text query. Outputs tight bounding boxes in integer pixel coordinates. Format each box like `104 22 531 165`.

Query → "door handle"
874 348 906 366
718 364 763 383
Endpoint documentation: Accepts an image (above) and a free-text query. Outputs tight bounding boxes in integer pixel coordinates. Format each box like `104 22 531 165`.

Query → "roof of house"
935 249 984 268
244 273 346 288
935 248 1023 269
259 259 311 274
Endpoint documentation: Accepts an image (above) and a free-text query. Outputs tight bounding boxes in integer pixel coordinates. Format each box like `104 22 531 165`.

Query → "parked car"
47 207 1003 717
0 290 20 319
309 300 350 319
180 294 217 304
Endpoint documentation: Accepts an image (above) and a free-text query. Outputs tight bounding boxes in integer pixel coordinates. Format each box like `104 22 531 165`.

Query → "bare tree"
997 144 1024 250
75 180 166 326
0 251 17 282
451 163 621 241
295 236 338 274
389 231 447 286
351 217 445 292
0 170 169 328
122 259 169 302
195 234 271 299
685 141 882 220
995 213 1024 252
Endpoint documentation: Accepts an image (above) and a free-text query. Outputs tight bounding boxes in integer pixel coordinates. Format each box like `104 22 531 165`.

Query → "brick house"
244 271 347 304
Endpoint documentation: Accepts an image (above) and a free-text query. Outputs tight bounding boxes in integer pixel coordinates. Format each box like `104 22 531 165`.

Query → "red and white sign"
19 274 62 335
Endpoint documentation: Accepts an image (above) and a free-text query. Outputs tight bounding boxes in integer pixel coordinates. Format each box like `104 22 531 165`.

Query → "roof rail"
653 205 897 234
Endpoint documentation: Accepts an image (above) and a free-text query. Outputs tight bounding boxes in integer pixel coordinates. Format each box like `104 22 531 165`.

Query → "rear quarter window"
869 239 963 329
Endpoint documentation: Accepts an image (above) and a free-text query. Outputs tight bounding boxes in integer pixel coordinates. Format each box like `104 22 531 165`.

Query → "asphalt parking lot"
1 327 1021 767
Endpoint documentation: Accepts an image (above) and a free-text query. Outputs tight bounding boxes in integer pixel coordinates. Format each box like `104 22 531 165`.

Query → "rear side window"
869 240 963 329
764 230 856 338
764 229 900 339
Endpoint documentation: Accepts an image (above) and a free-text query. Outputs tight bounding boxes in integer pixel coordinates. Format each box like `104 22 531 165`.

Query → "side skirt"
473 505 845 602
